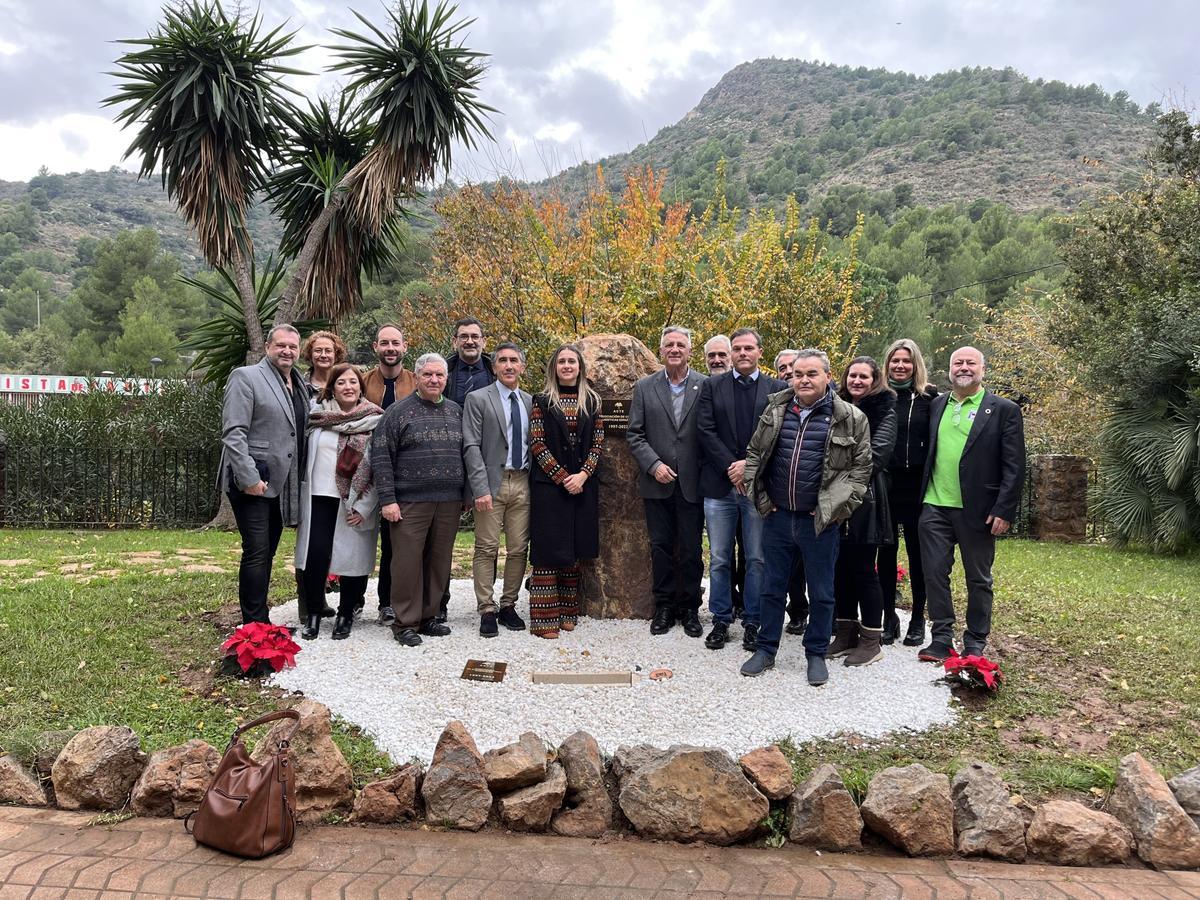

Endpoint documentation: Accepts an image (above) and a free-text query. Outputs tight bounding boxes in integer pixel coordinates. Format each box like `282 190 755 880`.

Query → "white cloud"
0 0 1196 183
0 114 132 181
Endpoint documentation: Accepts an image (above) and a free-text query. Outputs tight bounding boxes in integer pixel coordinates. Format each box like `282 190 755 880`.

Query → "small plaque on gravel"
461 659 507 682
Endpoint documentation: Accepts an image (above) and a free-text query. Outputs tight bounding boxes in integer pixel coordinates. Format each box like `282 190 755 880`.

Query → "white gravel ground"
269 578 957 763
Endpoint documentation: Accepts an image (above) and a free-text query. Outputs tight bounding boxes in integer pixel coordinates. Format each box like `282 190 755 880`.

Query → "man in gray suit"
219 324 308 624
463 342 532 638
627 325 707 637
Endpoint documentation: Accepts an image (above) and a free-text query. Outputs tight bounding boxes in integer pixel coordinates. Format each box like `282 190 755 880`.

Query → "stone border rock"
3 709 1197 871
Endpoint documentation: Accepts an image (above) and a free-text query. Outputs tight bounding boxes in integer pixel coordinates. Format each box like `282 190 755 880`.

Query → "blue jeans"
756 510 840 658
704 491 765 626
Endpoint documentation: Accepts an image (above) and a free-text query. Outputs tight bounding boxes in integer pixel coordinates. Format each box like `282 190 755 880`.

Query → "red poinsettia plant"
942 649 1003 691
221 622 301 673
896 564 908 584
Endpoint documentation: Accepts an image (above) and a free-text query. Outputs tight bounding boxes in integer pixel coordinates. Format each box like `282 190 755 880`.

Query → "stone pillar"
1031 454 1089 543
575 334 661 619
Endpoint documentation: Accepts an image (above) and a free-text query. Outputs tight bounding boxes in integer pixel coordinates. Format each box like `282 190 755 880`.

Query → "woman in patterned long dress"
527 345 606 638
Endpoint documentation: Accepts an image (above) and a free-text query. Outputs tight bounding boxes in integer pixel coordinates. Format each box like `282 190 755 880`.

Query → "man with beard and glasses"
219 324 308 625
917 346 1025 663
363 323 416 624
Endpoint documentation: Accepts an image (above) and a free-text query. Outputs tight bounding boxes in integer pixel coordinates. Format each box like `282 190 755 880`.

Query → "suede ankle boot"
845 628 883 666
826 619 860 658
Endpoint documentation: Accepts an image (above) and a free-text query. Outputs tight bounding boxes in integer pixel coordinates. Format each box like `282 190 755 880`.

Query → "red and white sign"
0 373 166 395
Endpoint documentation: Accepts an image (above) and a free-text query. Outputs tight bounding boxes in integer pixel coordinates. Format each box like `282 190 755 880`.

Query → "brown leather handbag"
185 709 300 859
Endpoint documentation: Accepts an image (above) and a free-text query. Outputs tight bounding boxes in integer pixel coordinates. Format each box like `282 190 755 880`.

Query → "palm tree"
107 0 492 362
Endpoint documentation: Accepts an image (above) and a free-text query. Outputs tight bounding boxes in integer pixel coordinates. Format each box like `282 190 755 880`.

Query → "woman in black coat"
878 339 940 647
527 345 606 638
828 356 897 667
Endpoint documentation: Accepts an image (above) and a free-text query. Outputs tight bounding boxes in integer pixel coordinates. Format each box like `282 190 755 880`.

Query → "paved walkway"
1 807 1197 899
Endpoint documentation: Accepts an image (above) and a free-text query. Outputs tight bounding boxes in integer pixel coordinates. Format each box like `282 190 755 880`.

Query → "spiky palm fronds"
1096 338 1200 551
179 259 328 386
266 95 408 321
105 1 305 267
330 1 493 236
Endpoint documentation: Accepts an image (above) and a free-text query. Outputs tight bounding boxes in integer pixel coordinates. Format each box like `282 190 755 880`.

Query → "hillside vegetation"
0 59 1161 380
540 60 1156 221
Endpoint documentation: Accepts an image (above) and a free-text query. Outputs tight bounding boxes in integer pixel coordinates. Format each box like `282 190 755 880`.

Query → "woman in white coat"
296 363 384 640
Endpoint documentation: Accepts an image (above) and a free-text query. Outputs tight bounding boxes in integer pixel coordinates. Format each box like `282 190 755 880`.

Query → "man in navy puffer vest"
743 349 872 686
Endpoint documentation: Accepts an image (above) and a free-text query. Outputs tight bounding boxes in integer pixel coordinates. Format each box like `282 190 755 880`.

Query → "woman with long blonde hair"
879 338 940 647
526 345 606 638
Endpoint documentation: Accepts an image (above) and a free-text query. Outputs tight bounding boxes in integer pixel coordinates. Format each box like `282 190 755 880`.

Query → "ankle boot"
826 619 860 658
331 614 353 640
845 628 883 666
301 613 321 641
881 610 901 645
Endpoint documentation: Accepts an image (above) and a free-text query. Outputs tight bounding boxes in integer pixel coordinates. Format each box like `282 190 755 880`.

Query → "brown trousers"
389 501 461 630
471 470 531 613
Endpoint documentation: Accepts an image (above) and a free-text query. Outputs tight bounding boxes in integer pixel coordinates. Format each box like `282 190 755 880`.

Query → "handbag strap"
230 708 301 748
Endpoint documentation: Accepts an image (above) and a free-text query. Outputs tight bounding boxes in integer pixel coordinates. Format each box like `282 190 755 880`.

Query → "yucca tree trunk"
233 246 266 362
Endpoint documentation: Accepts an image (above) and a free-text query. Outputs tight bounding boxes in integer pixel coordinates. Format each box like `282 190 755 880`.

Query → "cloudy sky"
0 0 1196 184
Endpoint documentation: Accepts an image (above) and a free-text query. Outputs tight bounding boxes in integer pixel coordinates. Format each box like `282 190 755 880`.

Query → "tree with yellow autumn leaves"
426 162 867 372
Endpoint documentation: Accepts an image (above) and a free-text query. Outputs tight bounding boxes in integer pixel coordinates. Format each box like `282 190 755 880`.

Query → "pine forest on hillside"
0 58 1161 387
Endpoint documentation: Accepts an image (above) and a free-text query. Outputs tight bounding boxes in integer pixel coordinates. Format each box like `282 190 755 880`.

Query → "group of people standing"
219 318 1024 688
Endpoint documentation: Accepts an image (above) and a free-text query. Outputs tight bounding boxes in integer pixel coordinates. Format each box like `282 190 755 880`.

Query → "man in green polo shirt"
917 347 1025 662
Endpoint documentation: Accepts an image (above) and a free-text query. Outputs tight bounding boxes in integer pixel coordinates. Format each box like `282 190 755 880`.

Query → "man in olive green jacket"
741 349 872 685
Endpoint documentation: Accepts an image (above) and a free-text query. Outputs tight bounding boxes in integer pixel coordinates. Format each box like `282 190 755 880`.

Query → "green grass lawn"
1 529 1197 798
782 539 1200 799
0 528 474 785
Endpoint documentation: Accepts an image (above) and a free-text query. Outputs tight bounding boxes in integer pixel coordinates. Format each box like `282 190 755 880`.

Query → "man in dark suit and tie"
627 326 707 637
697 328 788 650
219 324 308 625
918 346 1025 662
462 342 533 638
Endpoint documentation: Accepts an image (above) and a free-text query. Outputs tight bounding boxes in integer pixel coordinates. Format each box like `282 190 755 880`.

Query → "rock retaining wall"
3 708 1198 870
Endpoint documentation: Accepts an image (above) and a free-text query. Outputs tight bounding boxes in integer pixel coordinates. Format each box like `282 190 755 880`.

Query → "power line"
884 262 1066 306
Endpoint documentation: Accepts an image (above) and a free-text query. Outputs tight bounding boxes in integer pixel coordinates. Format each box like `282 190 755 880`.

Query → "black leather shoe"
378 606 396 626
918 642 953 663
785 616 808 636
480 612 498 638
300 614 320 641
434 599 449 624
681 610 703 638
704 622 729 649
320 605 337 619
394 627 423 647
741 622 759 652
881 610 901 645
419 619 452 637
903 618 926 647
331 615 353 640
650 607 675 635
740 649 775 677
497 607 526 631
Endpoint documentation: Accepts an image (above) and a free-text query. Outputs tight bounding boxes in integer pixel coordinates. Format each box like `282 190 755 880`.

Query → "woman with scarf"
295 363 384 640
527 344 606 638
827 356 897 667
878 338 940 646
